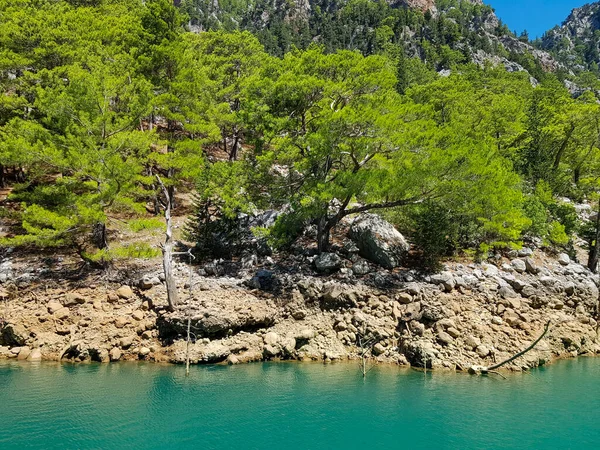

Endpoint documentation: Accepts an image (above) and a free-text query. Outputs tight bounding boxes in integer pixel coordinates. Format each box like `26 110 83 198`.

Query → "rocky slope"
1 225 598 371
183 0 559 78
541 2 600 71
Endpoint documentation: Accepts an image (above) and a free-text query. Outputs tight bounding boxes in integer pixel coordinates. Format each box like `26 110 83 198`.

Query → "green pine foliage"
1 0 600 270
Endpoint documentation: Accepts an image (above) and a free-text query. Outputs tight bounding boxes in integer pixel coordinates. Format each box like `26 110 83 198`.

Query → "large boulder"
348 214 409 269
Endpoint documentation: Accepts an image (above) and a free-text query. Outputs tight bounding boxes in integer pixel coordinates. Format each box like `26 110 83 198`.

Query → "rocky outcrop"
157 293 278 340
348 214 409 269
541 2 600 72
1 242 599 372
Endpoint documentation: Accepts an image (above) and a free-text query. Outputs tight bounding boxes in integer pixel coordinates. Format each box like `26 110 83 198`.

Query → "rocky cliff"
541 2 600 71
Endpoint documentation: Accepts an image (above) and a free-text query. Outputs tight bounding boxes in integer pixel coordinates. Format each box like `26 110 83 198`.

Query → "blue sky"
488 0 588 39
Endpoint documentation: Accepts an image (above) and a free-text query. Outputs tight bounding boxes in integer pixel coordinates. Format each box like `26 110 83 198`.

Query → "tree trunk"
157 175 178 311
316 216 331 254
588 197 600 273
164 165 176 211
92 222 108 249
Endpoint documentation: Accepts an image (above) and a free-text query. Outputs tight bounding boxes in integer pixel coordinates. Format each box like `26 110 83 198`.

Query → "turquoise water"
0 359 599 449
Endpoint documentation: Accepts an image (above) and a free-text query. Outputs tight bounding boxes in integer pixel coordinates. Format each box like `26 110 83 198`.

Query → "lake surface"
0 359 599 449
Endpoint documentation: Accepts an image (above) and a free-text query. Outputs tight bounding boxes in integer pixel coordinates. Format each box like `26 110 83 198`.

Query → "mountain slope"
540 2 600 72
181 0 557 80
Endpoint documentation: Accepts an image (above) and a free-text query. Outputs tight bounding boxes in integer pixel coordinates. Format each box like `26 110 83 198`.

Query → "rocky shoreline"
1 244 599 372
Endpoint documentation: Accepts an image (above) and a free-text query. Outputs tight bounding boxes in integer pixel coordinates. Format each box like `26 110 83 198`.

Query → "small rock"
465 336 481 349
446 327 461 339
524 258 540 275
558 253 570 266
116 285 134 299
351 260 371 276
297 329 317 341
114 317 128 329
491 316 503 325
511 259 527 273
63 293 86 306
405 282 421 295
139 347 151 357
314 253 343 272
109 347 122 361
430 272 455 292
139 276 161 290
520 285 536 298
47 301 63 314
372 343 386 356
27 348 42 361
292 310 306 320
499 286 518 299
476 345 491 358
54 307 70 320
263 332 280 346
396 292 413 304
131 310 144 321
518 248 533 257
437 331 454 346
120 336 135 349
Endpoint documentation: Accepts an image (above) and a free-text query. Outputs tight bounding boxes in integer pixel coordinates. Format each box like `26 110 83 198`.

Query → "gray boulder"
430 272 455 292
558 253 571 266
511 259 527 273
348 214 409 269
314 253 343 273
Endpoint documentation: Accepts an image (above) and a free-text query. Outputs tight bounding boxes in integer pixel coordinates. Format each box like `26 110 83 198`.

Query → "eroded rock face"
0 323 28 346
157 298 278 340
348 214 409 269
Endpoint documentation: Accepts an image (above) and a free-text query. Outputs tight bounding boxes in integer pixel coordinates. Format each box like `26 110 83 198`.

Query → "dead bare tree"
357 327 380 378
469 320 551 376
156 175 178 311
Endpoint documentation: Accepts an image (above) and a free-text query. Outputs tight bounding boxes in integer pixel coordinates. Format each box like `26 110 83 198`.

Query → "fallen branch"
469 320 551 375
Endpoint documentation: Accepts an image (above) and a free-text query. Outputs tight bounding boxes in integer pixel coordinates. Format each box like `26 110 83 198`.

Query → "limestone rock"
16 347 31 360
0 323 28 346
53 308 70 321
511 259 527 273
27 348 42 361
404 340 437 368
120 336 135 349
47 301 63 314
348 214 409 269
476 344 491 358
109 347 122 361
372 343 386 356
263 332 280 346
525 258 540 274
437 331 454 346
558 253 571 266
430 272 455 292
116 285 134 299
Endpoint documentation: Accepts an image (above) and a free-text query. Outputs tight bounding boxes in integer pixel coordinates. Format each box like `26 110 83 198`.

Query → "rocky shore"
1 242 599 371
